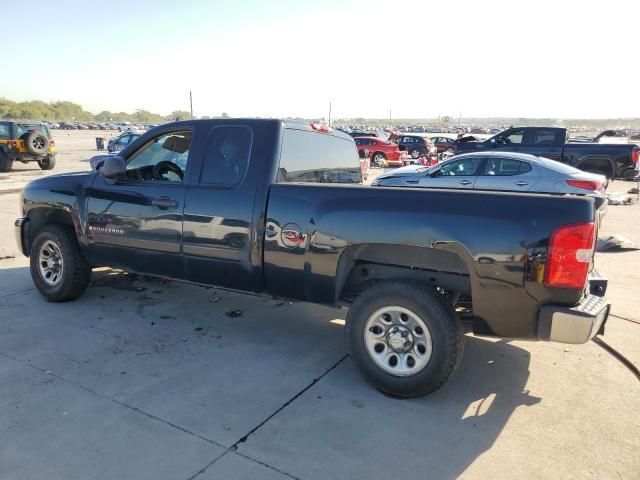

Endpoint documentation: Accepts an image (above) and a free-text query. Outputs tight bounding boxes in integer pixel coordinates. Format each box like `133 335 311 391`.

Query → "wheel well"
576 156 614 178
372 151 386 158
26 208 75 253
336 244 472 304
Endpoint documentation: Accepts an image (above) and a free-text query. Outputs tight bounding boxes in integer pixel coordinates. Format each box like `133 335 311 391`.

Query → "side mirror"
100 155 126 180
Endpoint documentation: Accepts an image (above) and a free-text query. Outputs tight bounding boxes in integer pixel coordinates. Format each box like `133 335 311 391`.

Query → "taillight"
545 222 595 289
566 179 602 191
632 148 639 167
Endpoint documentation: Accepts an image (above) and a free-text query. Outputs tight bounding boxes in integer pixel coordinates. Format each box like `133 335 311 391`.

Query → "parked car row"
45 121 154 132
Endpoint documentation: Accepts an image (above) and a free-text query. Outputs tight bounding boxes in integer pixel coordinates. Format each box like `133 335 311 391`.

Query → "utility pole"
328 101 332 127
189 90 193 119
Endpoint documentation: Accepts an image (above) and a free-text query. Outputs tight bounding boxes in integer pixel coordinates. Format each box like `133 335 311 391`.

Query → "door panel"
86 176 185 277
85 129 193 278
182 125 257 291
474 158 540 192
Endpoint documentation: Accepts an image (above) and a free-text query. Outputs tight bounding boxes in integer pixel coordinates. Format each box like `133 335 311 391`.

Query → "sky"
3 0 639 119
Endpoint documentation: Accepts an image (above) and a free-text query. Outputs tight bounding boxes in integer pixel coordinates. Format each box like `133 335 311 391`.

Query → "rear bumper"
14 217 29 256
10 152 56 162
537 293 610 344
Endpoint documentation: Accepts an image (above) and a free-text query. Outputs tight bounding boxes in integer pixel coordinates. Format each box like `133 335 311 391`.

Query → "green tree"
168 110 192 121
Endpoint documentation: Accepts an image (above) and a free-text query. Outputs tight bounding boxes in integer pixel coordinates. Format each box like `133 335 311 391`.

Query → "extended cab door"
417 156 482 189
181 124 262 291
522 128 564 161
86 128 193 278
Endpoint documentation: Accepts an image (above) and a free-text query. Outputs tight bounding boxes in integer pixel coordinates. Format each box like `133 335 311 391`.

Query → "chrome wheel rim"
38 240 64 286
411 149 420 159
364 306 432 377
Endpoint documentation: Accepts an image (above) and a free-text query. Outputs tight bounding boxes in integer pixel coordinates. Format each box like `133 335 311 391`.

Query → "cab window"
200 126 252 186
125 131 192 182
0 124 9 138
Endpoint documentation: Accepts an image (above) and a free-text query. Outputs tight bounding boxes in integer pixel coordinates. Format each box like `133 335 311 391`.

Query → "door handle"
515 181 529 186
459 180 472 185
152 196 178 209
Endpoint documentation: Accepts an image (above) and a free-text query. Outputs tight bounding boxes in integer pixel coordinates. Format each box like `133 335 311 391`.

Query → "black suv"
0 121 56 172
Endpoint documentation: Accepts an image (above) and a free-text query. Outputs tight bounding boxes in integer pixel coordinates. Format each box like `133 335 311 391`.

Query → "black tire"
0 153 13 172
409 148 421 159
345 281 464 398
30 225 91 302
37 156 56 170
371 152 387 168
24 131 50 157
621 168 637 180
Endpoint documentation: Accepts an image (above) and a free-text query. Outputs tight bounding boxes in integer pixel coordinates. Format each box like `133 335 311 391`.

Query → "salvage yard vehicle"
107 132 142 152
0 121 56 172
373 152 608 199
15 119 611 398
354 136 406 167
430 136 456 154
395 135 436 160
452 126 640 179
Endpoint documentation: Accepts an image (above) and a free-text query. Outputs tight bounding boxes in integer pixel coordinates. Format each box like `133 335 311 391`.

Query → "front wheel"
30 225 91 302
345 281 464 398
38 157 56 170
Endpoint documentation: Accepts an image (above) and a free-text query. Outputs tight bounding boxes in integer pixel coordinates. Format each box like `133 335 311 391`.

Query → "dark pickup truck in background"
15 119 610 397
452 126 639 179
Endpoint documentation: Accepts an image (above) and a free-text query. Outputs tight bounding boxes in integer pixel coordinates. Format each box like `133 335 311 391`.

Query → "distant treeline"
0 98 226 123
1 98 638 129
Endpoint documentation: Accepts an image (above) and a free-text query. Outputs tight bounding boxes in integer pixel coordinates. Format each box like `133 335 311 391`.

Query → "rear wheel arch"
575 155 615 178
335 243 474 304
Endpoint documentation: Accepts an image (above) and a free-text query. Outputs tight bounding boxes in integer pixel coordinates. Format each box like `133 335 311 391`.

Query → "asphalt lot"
0 131 638 480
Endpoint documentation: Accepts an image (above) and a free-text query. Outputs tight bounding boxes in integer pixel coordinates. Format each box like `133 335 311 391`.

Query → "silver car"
372 151 607 197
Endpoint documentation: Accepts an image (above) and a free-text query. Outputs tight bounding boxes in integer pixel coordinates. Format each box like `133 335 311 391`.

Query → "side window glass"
126 131 191 182
0 124 9 137
436 158 481 176
504 130 524 144
483 158 530 176
200 126 252 186
533 130 558 145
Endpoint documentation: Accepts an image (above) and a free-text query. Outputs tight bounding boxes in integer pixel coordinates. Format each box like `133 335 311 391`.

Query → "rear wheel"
0 154 13 172
345 281 464 398
371 152 387 168
30 225 91 302
410 148 421 159
38 157 56 170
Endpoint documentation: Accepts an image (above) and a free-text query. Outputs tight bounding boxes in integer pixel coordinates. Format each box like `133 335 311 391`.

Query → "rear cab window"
0 123 10 138
278 128 362 184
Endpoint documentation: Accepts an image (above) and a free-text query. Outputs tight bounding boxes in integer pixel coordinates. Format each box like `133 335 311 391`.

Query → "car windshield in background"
278 128 362 184
16 124 50 138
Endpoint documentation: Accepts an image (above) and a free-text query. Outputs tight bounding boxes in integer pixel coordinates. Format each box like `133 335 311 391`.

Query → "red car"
354 137 406 167
429 136 457 154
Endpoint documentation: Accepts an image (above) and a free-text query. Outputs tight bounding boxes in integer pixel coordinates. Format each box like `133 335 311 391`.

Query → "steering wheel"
152 161 183 181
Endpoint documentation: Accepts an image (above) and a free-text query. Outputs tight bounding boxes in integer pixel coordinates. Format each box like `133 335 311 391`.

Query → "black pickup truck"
452 126 639 179
15 119 611 397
